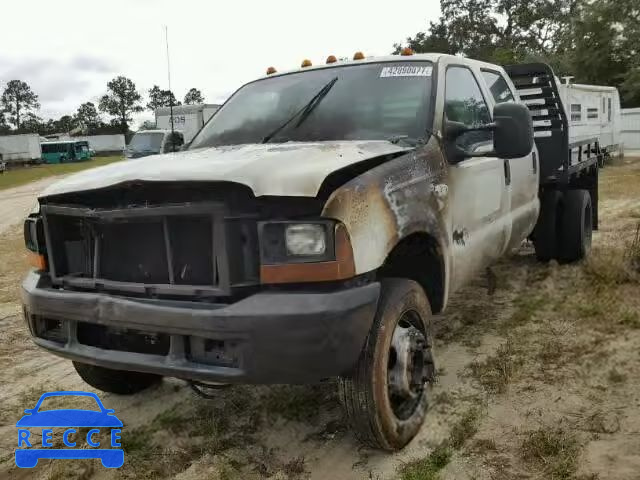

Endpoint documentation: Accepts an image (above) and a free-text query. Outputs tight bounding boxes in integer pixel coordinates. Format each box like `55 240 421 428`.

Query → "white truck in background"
155 104 221 144
0 133 42 166
126 104 221 159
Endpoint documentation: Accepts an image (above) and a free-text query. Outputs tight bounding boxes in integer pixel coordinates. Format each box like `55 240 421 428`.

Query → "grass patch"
468 340 519 393
0 156 123 191
520 428 580 480
398 406 482 480
584 244 640 286
398 445 452 480
263 383 339 423
449 407 481 449
121 390 258 478
607 368 627 384
506 295 545 328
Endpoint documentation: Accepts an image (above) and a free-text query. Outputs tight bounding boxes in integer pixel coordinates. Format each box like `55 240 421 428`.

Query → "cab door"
441 63 511 291
479 69 539 250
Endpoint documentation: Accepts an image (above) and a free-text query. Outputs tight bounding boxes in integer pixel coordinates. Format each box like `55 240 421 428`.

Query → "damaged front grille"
41 202 259 297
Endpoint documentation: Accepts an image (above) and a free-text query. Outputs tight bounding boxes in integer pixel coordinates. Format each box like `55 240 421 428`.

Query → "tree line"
0 78 206 136
394 0 639 108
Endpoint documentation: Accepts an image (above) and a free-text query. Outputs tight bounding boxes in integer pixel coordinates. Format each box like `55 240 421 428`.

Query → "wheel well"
377 233 445 314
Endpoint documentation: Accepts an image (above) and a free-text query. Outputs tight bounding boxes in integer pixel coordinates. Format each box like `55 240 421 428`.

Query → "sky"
0 0 440 127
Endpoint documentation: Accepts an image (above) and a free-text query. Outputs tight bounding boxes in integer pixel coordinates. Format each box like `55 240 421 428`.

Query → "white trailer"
557 81 622 155
0 133 42 164
155 104 221 144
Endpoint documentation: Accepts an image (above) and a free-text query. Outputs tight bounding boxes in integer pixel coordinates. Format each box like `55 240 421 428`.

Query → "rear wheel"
73 362 162 395
338 279 435 450
559 189 592 262
533 190 563 261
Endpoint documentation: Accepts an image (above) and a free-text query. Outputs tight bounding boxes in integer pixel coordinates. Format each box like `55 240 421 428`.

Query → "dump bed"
505 63 602 185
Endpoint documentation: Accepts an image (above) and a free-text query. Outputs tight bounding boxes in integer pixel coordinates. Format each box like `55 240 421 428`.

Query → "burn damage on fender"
322 137 450 277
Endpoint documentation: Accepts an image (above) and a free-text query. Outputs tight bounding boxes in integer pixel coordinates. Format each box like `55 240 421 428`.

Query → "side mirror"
493 102 533 159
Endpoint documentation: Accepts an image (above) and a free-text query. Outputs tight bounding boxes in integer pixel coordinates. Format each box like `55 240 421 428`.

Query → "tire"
559 189 592 263
533 190 563 261
338 279 435 451
73 361 162 395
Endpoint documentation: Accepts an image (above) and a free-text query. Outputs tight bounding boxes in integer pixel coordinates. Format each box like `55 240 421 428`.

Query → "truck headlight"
259 221 355 284
285 224 326 256
260 221 333 264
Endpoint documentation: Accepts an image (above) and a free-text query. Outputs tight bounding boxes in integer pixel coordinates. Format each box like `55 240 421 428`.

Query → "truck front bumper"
21 271 379 384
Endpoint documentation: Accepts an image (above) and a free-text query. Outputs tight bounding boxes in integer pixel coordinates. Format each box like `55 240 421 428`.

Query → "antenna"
165 25 175 151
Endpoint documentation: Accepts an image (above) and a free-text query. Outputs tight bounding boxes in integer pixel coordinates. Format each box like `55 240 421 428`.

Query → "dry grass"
398 406 482 480
0 156 123 191
520 428 580 480
468 340 519 393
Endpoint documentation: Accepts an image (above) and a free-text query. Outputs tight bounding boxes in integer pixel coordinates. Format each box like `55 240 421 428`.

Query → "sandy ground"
0 159 638 480
0 178 62 236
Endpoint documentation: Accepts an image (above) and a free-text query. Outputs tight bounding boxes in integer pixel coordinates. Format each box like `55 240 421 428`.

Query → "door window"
480 70 515 103
445 67 492 150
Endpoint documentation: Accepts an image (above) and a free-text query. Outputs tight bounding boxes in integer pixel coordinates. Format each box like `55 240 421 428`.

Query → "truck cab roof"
263 53 508 79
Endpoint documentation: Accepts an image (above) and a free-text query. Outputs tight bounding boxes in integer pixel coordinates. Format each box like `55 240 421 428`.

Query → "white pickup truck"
22 53 598 450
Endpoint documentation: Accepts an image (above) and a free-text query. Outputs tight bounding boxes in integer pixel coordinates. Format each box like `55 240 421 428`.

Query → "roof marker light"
301 59 312 68
326 55 337 64
353 51 365 60
266 66 277 75
401 47 414 56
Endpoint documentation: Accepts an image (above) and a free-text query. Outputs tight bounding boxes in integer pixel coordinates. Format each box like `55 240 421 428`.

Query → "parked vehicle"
125 130 184 159
41 141 91 164
557 80 622 158
0 133 42 164
22 53 600 450
155 104 221 144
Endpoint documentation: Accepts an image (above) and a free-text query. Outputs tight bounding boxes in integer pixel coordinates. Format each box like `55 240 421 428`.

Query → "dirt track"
0 159 639 479
0 178 62 236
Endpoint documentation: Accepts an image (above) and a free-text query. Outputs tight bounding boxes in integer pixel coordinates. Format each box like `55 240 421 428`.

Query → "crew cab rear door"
440 62 511 291
479 68 539 251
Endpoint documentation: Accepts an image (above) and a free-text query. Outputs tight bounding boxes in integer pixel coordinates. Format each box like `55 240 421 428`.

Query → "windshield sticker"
380 65 432 78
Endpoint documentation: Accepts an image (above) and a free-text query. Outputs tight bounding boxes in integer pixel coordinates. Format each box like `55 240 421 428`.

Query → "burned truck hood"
40 141 413 199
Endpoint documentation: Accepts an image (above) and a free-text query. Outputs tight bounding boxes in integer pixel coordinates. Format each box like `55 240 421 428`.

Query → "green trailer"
41 141 91 164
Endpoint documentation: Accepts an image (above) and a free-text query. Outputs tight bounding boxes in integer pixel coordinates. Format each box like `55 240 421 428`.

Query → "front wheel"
338 279 435 450
73 362 162 395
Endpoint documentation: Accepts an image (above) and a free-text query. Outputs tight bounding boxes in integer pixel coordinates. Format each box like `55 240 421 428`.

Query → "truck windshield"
190 61 433 148
128 132 165 153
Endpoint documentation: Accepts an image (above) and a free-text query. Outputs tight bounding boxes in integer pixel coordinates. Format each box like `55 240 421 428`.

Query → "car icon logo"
15 391 124 468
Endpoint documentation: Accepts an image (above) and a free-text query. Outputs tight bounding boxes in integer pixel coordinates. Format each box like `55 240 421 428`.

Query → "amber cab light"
326 55 337 64
301 59 312 68
401 47 414 56
266 66 277 75
353 51 365 60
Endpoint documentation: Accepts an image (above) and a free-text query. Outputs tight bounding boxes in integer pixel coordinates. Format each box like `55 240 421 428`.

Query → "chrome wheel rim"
387 310 434 420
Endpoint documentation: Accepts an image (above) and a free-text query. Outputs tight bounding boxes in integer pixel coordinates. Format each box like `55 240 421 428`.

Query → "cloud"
69 55 116 74
0 54 118 117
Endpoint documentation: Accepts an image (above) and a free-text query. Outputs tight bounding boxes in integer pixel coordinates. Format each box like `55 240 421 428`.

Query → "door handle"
503 159 511 186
